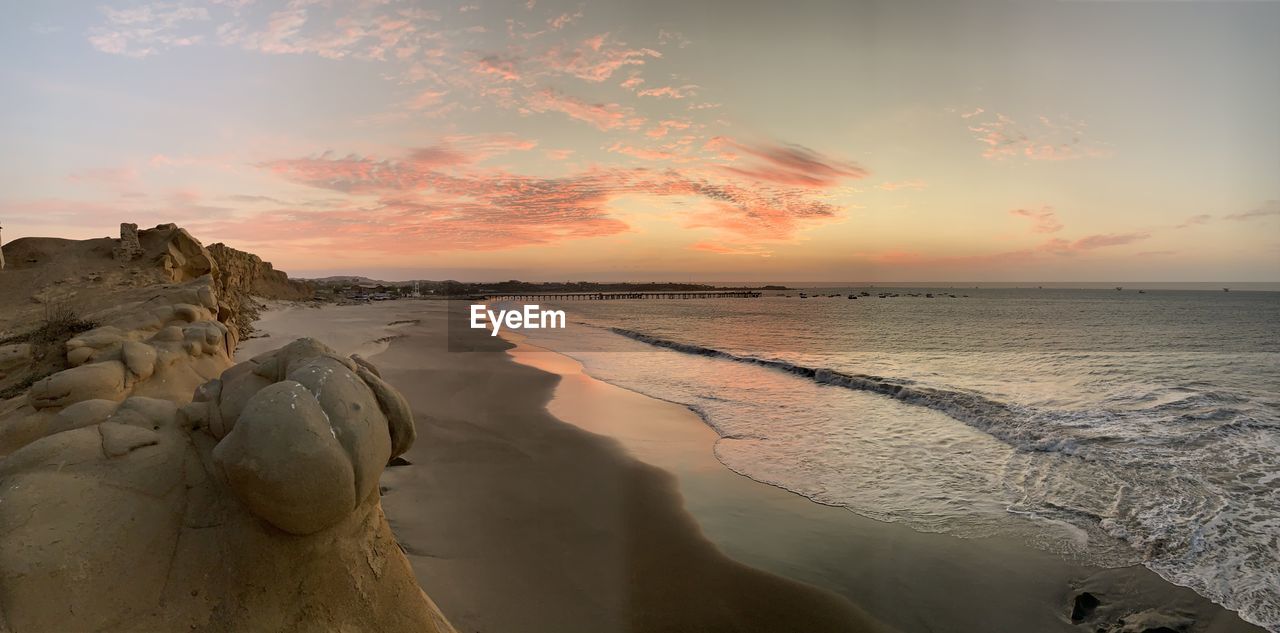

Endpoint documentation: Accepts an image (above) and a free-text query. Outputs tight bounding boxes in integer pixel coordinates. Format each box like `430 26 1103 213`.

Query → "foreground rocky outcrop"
0 225 453 633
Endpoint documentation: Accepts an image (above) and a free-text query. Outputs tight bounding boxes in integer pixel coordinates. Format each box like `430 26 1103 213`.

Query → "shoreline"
504 335 1263 633
244 300 1265 633
248 300 885 632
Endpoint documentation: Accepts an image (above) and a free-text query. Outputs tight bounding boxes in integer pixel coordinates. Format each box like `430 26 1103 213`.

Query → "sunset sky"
2 0 1277 281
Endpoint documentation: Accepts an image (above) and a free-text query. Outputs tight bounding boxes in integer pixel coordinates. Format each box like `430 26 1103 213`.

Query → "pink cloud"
1040 232 1150 254
547 10 583 30
716 139 869 188
1010 206 1064 234
407 89 449 109
606 143 677 162
968 113 1108 161
539 33 660 82
637 85 697 99
254 145 850 251
645 119 693 139
523 88 645 130
472 55 521 81
89 3 210 58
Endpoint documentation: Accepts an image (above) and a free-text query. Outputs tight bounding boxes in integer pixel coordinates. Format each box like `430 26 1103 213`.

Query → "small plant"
0 303 98 400
30 303 98 345
0 303 97 347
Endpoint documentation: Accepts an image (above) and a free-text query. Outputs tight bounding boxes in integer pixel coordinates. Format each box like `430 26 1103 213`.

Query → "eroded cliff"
0 224 453 633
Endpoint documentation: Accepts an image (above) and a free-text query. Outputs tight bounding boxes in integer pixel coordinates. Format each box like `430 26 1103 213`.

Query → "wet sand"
242 300 1265 633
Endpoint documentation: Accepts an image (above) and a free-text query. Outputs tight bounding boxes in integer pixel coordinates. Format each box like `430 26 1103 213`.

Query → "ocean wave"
603 324 1280 632
608 326 1039 445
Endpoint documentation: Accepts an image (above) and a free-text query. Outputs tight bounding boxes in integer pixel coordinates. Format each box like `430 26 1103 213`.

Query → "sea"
496 284 1280 631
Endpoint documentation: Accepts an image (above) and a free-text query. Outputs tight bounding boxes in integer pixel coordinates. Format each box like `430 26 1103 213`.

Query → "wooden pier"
482 291 761 301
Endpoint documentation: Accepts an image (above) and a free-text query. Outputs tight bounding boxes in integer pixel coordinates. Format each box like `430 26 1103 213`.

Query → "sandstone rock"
288 355 391 504
350 353 381 377
213 381 358 535
0 342 33 377
49 399 120 435
67 345 95 367
111 222 145 262
100 421 161 457
356 364 417 459
0 224 444 633
121 340 157 381
158 227 215 283
28 360 128 409
107 397 178 430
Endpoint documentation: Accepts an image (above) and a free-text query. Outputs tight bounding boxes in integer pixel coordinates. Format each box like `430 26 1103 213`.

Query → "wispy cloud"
1175 213 1212 229
89 2 210 58
878 180 926 192
967 113 1108 161
1010 206 1064 234
637 84 697 99
523 88 645 130
1040 232 1150 254
536 33 661 82
547 9 583 30
716 139 869 188
1224 200 1280 221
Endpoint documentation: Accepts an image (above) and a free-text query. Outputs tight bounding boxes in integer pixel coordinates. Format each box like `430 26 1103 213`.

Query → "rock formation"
111 222 145 262
0 225 452 633
206 242 313 341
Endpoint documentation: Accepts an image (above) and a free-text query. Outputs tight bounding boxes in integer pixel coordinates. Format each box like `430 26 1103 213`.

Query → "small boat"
1138 290 1146 294
1224 288 1230 292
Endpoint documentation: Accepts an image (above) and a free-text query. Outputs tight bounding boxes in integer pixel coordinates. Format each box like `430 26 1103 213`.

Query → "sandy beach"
242 300 1266 633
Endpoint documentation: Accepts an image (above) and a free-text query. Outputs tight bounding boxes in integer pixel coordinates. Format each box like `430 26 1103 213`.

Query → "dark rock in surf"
1071 591 1101 622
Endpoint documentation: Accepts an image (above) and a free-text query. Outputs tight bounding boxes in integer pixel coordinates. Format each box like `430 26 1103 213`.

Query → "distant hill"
304 275 388 285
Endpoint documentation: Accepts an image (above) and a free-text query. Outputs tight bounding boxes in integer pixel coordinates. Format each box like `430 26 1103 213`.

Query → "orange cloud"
256 143 852 253
878 180 926 191
1010 206 1064 234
